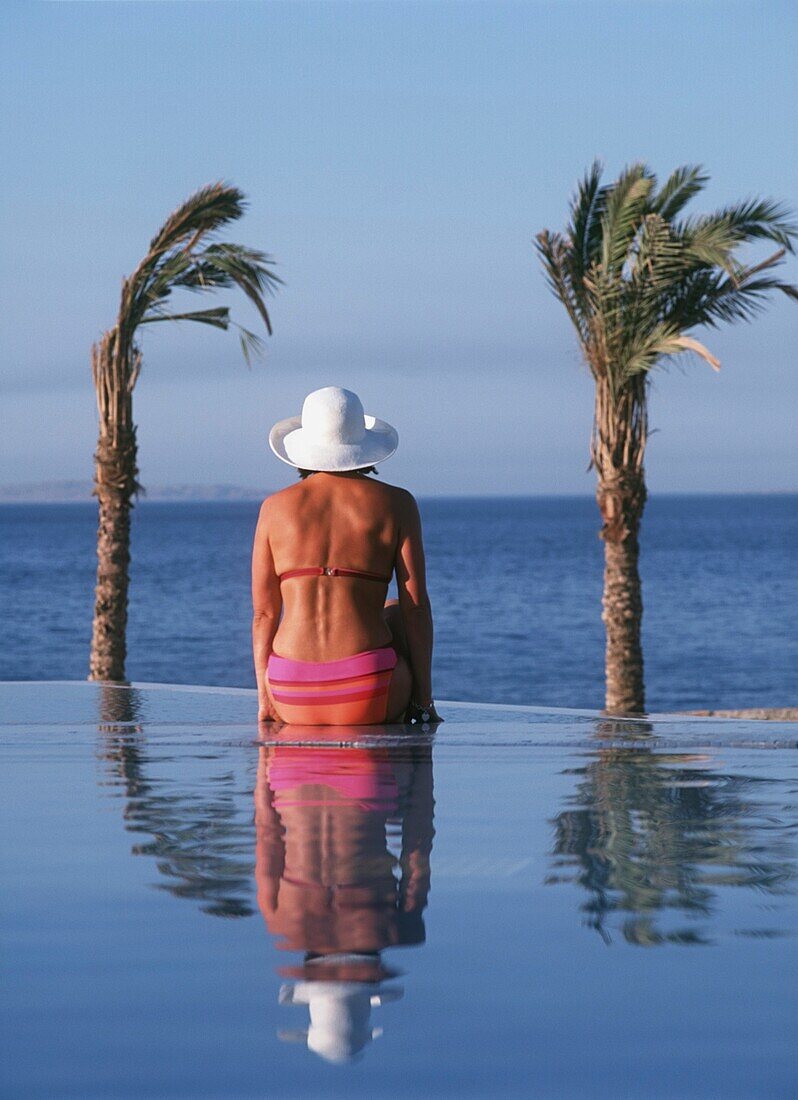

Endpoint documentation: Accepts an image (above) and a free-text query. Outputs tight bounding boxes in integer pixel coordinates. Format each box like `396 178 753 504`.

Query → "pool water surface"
2 683 797 1098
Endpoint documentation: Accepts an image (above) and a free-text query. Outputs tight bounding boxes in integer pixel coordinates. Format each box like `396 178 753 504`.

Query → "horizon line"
1 489 796 505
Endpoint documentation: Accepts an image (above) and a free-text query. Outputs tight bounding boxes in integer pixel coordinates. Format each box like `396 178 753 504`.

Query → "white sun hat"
269 386 399 472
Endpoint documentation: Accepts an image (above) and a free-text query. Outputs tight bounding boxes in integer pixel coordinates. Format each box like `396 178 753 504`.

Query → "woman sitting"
252 386 440 725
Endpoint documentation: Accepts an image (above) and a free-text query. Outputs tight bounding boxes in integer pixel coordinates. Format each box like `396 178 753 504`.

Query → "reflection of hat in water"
278 958 403 1064
269 387 399 472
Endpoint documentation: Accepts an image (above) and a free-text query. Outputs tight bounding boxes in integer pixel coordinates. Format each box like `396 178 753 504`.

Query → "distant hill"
0 481 268 503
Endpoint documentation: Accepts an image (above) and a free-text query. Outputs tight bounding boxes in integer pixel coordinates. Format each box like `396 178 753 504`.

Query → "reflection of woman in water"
254 737 434 1062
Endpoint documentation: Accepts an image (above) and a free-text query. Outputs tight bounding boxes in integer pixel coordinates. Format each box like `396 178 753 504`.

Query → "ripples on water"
548 745 797 947
3 683 798 1094
100 710 797 958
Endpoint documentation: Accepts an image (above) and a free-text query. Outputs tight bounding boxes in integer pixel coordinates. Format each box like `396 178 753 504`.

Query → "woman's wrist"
406 698 442 723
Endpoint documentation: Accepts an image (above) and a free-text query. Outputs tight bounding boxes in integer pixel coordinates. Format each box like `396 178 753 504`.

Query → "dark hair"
297 466 378 480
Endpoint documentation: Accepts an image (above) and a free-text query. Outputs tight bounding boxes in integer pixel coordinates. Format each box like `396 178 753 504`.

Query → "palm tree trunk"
90 476 133 681
89 332 140 682
593 377 647 714
599 498 645 713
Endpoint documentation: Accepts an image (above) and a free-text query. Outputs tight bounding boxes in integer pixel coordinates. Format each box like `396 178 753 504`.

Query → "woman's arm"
395 491 434 707
254 749 285 914
399 749 435 918
252 500 282 721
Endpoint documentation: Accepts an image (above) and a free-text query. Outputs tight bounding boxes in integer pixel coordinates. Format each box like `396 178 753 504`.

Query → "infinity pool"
2 683 797 1097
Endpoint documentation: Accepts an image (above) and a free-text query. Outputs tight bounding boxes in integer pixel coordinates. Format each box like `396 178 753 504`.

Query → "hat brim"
269 414 398 471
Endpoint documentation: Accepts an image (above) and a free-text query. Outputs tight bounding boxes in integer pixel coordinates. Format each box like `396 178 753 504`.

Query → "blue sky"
1 0 796 496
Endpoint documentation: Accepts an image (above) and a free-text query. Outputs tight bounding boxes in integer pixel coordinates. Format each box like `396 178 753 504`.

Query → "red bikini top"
278 566 391 584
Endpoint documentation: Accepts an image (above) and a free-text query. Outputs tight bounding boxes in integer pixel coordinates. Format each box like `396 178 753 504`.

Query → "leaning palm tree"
536 162 797 713
90 182 280 682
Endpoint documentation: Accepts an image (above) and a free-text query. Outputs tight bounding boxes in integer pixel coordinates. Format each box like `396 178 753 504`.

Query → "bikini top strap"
278 566 391 583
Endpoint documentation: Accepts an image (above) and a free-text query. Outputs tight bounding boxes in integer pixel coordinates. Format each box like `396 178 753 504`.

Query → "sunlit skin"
252 471 434 723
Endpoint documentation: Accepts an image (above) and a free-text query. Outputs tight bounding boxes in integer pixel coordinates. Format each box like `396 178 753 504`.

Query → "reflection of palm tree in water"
96 684 255 917
255 736 434 1063
548 723 796 945
96 687 435 1062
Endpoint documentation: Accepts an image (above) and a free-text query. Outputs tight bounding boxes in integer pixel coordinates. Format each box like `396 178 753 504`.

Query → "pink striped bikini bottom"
266 644 399 726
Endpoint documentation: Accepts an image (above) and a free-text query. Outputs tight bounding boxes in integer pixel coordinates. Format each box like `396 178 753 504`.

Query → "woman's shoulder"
381 480 419 511
359 478 418 514
257 482 305 516
257 477 417 514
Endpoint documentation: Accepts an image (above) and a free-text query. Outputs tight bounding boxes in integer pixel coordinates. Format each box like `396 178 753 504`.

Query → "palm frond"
134 251 194 323
200 243 282 335
104 182 279 381
185 244 283 292
616 216 695 363
662 249 797 330
621 322 696 379
139 245 281 335
677 197 798 254
624 328 721 378
534 228 588 344
650 165 708 221
148 182 247 256
703 273 798 325
670 334 721 370
567 159 606 280
139 306 231 330
236 325 266 368
626 214 690 288
126 184 253 320
658 268 725 330
599 163 655 275
536 160 798 404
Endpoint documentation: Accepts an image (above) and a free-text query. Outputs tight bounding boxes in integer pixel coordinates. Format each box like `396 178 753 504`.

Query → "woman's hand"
258 682 280 726
258 691 281 723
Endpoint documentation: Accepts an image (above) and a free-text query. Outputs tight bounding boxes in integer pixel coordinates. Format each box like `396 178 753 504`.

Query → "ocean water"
1 495 795 710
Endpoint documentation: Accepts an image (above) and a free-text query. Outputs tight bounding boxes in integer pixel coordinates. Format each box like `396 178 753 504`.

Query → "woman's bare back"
252 470 432 723
264 472 404 661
